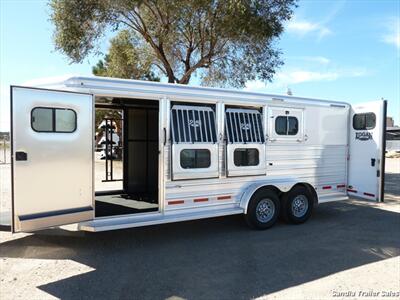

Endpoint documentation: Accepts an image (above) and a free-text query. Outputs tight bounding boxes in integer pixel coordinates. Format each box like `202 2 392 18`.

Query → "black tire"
281 185 314 224
245 189 280 230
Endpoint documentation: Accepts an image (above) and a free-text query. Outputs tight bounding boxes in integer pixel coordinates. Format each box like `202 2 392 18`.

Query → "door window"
180 149 211 169
55 109 77 132
353 113 376 130
275 116 298 135
31 108 53 132
233 148 259 166
275 116 287 135
31 107 77 133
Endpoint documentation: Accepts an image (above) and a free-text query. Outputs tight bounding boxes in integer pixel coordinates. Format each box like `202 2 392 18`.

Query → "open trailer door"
11 86 94 232
348 100 387 202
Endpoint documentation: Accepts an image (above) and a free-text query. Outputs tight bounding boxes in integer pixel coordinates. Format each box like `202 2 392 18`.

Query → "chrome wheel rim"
256 199 275 223
291 195 309 218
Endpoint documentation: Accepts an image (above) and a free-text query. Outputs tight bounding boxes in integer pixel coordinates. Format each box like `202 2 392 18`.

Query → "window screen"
225 109 264 143
171 105 217 143
275 116 298 135
31 107 76 133
180 149 211 169
233 148 259 166
353 113 376 130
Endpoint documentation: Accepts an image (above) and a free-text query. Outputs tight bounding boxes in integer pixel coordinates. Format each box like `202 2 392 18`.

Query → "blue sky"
0 0 399 131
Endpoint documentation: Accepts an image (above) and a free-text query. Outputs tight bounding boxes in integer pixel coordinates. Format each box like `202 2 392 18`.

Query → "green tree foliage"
50 0 297 87
92 30 160 81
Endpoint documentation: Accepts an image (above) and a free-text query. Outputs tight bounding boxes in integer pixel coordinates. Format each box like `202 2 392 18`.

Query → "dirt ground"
0 157 399 300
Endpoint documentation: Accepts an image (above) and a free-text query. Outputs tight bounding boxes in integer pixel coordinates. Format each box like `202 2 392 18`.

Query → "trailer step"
78 207 244 232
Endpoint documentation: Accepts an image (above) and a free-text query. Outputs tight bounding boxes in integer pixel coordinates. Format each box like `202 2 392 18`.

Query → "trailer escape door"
348 100 387 202
171 105 218 180
11 86 94 232
225 108 266 177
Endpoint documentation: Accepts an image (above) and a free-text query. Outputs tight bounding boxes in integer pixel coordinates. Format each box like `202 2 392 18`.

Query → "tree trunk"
168 75 175 83
179 75 191 84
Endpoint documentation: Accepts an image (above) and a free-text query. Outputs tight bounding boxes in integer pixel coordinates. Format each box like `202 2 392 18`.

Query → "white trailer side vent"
171 105 217 143
225 108 265 144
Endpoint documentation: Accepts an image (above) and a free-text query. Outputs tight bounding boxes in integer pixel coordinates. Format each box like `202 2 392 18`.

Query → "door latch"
15 151 28 161
371 158 376 167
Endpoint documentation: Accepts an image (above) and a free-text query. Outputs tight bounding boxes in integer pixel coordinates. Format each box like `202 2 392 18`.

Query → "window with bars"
171 105 217 143
225 109 264 143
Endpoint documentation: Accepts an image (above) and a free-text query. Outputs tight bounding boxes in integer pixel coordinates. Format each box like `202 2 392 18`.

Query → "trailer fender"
239 180 317 214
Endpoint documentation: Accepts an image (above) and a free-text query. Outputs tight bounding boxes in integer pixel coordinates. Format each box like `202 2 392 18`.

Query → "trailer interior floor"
95 195 158 217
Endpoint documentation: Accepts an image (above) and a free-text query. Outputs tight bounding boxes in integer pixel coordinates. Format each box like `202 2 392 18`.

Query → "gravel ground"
0 157 399 300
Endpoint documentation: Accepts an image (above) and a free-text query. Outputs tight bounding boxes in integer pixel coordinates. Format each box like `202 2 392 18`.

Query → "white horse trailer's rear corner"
347 100 387 202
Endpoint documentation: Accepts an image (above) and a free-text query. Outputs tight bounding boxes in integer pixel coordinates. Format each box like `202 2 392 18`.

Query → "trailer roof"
25 75 350 108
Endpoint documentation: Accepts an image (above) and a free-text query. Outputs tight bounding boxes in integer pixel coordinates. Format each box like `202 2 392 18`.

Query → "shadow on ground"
384 173 400 200
0 196 399 300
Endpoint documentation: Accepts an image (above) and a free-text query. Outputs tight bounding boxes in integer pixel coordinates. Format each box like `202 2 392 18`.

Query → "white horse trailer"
9 76 387 232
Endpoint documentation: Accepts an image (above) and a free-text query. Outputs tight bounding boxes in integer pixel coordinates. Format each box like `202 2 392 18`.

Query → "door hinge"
377 170 380 177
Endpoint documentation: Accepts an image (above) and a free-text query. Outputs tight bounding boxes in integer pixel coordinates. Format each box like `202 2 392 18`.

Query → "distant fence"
0 138 10 164
387 140 400 153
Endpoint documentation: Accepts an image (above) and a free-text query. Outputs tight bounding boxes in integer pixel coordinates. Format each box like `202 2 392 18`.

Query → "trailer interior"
94 97 159 217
